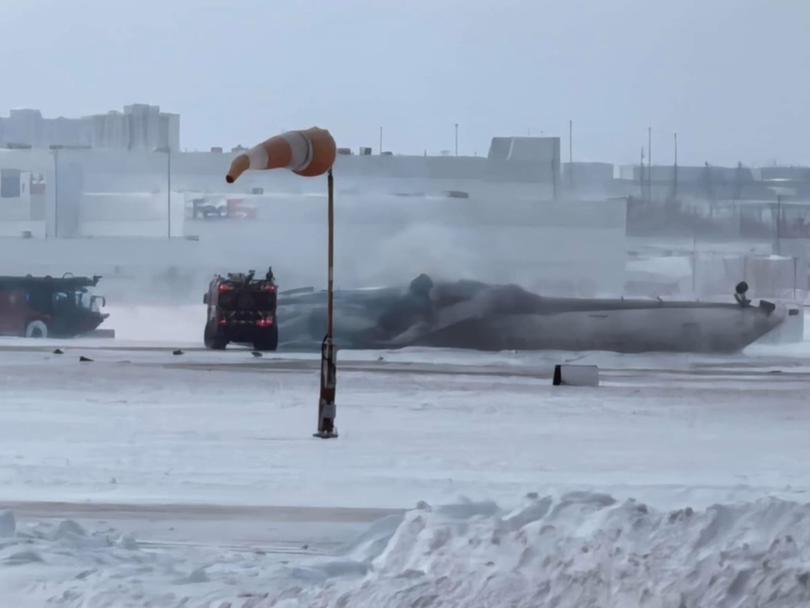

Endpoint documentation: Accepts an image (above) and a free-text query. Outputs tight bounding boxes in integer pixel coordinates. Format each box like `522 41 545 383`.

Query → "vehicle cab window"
53 291 71 309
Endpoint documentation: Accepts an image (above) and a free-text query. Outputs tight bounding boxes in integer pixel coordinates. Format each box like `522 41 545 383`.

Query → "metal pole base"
314 335 338 439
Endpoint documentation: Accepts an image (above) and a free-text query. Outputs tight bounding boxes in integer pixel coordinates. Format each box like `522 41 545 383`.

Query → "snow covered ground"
1 323 810 605
4 492 810 606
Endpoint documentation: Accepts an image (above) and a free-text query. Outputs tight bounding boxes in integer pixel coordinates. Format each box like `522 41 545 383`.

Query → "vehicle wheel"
204 322 228 350
253 326 279 352
210 339 228 350
25 320 48 338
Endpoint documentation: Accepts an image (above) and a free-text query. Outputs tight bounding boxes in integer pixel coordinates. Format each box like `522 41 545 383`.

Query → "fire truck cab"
203 268 278 351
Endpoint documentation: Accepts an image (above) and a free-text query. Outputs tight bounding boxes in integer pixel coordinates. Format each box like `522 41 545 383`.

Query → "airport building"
0 104 180 151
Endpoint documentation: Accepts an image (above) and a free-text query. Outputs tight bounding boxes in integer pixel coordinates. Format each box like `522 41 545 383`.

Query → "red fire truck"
203 269 278 351
0 274 108 338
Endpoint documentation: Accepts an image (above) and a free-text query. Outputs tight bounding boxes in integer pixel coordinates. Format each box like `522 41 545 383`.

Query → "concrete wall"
0 194 627 302
619 164 755 184
0 168 44 236
79 192 184 238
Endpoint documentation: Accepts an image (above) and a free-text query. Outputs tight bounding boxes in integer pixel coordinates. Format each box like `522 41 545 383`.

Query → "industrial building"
0 133 564 240
0 104 179 151
2 104 810 300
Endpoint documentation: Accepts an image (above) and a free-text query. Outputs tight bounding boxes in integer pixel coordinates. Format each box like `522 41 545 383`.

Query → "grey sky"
2 0 808 166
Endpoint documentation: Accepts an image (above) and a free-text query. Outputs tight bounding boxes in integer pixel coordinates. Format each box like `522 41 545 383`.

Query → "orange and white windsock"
226 127 336 183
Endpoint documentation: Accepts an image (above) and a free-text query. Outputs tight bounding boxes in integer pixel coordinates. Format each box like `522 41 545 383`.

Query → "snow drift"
4 492 810 607
281 492 810 607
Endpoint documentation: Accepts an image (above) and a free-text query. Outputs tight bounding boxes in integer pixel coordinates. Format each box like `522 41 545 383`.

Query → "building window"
1 169 21 198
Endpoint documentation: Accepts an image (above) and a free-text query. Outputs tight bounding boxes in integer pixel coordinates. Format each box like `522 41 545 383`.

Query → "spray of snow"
103 303 204 343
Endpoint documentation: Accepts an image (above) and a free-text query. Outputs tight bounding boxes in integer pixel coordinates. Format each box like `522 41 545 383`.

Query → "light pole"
49 145 61 239
226 128 338 438
640 146 645 199
673 132 678 200
648 126 652 202
156 146 172 239
454 123 458 156
776 194 783 256
568 119 574 191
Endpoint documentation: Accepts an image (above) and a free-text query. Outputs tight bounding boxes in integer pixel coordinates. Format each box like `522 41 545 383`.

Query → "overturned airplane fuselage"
277 277 786 354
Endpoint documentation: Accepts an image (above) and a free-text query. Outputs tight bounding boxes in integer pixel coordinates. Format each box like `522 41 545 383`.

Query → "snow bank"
277 492 810 607
5 493 810 607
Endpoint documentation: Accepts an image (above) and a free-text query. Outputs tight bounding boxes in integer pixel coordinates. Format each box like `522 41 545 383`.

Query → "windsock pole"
224 127 339 439
315 168 338 438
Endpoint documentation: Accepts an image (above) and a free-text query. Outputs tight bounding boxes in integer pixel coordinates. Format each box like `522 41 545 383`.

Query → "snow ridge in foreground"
4 492 810 607
318 492 810 607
